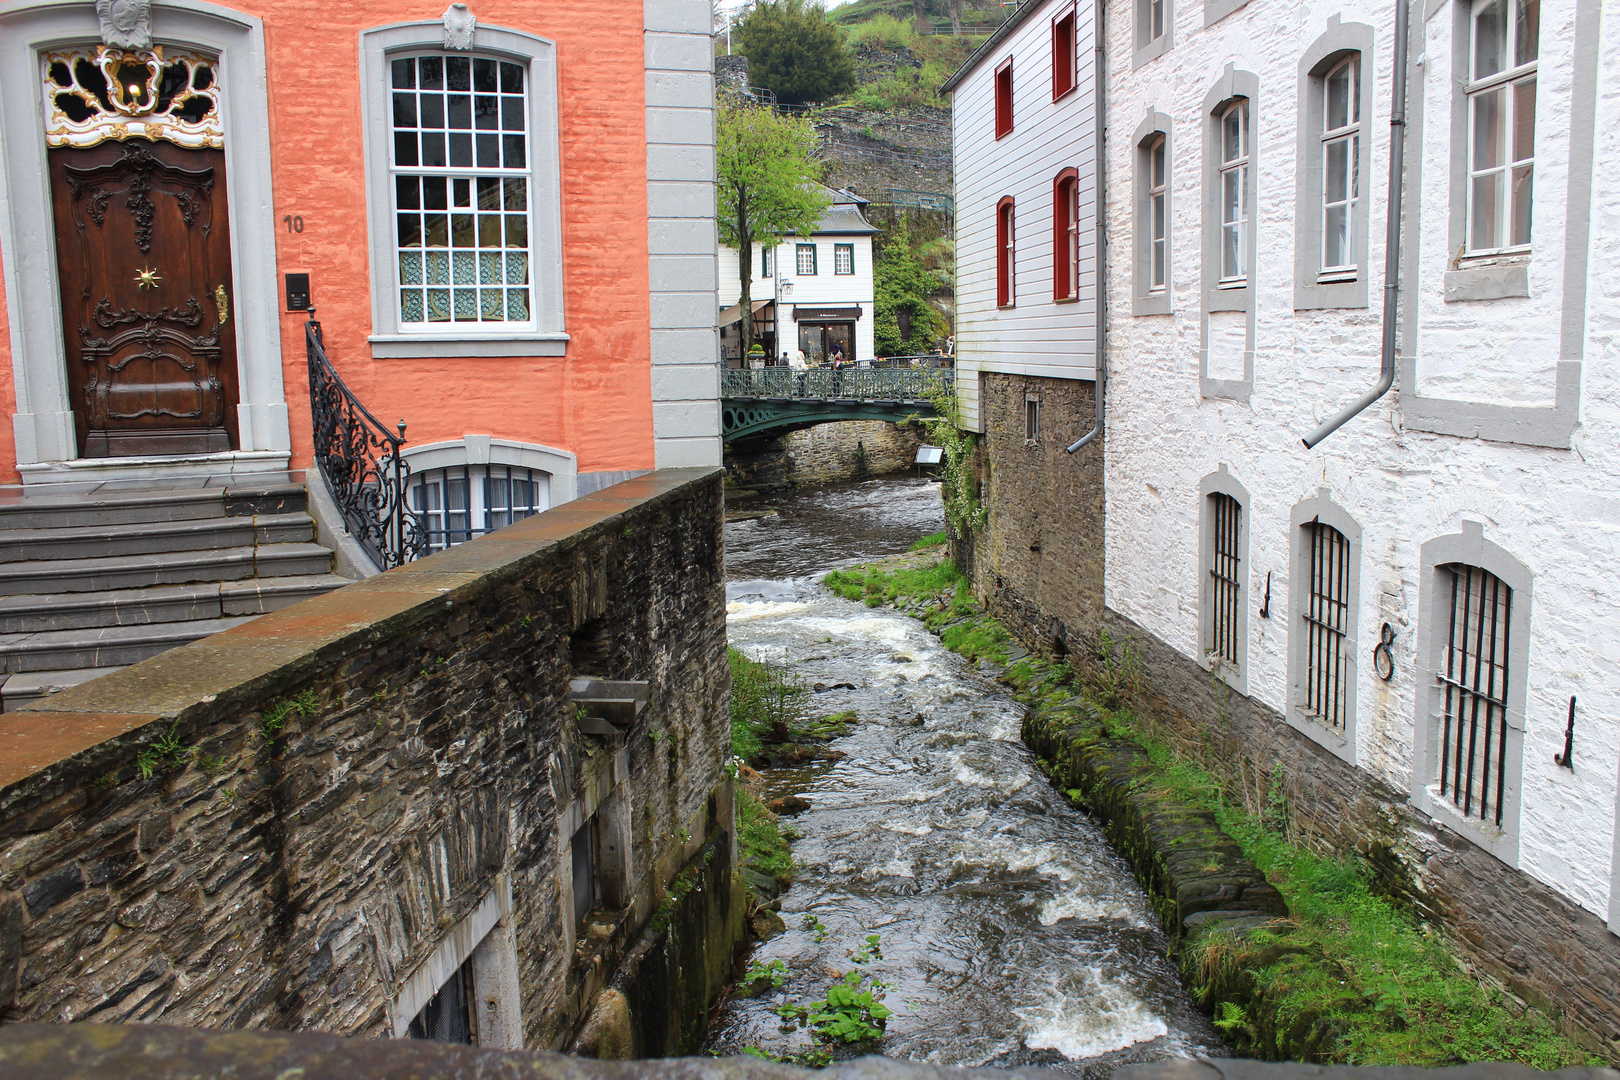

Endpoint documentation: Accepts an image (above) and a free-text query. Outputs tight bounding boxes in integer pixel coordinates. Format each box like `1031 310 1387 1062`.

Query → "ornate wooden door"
47 138 238 457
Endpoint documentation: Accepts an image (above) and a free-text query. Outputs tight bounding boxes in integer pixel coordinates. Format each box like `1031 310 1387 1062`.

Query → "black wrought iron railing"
305 313 427 570
720 367 952 401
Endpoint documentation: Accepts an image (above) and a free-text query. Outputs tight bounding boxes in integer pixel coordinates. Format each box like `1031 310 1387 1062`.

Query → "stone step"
0 511 315 563
0 666 123 710
0 483 305 531
0 574 352 633
0 615 262 673
0 543 334 596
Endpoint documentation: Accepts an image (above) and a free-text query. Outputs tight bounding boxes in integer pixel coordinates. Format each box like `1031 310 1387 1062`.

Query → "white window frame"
833 243 854 275
1463 0 1537 258
1148 137 1168 292
1217 100 1250 284
361 22 566 358
758 244 773 278
1319 56 1360 275
796 243 817 275
1135 0 1174 67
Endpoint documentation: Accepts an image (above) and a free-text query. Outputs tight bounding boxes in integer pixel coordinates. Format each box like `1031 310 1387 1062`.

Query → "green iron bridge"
720 367 952 442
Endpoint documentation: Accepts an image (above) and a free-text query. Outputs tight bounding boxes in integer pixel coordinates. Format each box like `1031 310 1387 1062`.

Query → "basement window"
410 463 549 551
1024 397 1040 443
408 957 476 1043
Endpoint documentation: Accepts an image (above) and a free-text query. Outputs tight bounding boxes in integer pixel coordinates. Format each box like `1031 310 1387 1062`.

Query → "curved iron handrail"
305 313 427 569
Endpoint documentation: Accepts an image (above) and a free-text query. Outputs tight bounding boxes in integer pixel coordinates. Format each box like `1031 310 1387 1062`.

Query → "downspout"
1066 0 1106 453
1302 0 1411 448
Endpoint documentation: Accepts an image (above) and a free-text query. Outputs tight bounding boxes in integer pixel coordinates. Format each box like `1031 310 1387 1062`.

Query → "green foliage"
716 101 829 359
745 957 790 990
737 783 796 881
802 913 829 942
873 217 948 356
843 12 913 48
134 722 190 779
259 690 320 743
735 0 857 105
908 530 947 550
729 647 811 759
909 388 984 538
774 934 892 1046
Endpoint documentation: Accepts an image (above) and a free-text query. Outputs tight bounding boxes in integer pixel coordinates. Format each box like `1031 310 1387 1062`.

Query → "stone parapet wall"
0 469 740 1052
1100 606 1620 1061
969 373 1104 658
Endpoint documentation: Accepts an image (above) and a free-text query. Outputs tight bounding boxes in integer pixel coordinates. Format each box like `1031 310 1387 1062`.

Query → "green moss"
737 784 795 883
908 530 948 551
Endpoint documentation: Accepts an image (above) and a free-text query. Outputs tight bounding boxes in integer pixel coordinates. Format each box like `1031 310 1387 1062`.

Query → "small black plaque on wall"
285 273 312 312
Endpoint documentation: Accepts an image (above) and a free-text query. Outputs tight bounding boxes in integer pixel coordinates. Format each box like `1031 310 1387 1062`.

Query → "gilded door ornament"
213 284 229 326
134 266 161 290
42 46 223 149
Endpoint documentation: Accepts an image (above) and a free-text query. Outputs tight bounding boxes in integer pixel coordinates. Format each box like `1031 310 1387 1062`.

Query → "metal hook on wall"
1554 696 1575 770
1258 571 1272 619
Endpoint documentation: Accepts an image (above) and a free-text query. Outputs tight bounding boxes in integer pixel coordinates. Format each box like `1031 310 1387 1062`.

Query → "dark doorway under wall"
407 958 476 1044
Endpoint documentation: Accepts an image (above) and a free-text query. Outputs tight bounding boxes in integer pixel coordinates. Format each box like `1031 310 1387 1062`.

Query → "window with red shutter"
994 59 1013 138
996 196 1016 307
1052 10 1076 99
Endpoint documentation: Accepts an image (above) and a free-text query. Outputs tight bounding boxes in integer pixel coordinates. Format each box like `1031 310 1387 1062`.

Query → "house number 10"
283 215 304 233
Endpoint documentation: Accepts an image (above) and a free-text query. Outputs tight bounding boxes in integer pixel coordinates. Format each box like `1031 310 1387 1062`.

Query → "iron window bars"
1301 519 1351 729
1208 492 1242 668
1437 564 1513 826
410 463 548 552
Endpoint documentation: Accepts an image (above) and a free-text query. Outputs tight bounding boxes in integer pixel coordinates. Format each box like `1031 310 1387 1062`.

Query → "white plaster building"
943 0 1101 430
1097 0 1618 997
718 186 879 366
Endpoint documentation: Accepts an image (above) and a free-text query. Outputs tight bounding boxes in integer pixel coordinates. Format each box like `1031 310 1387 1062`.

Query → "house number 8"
283 215 304 233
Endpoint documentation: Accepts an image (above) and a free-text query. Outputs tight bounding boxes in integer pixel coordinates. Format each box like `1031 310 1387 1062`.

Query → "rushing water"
710 478 1223 1075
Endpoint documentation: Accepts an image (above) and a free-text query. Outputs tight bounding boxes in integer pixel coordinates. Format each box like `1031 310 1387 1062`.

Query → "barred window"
391 54 531 326
1437 564 1513 825
1301 520 1351 728
1208 492 1241 668
410 464 550 551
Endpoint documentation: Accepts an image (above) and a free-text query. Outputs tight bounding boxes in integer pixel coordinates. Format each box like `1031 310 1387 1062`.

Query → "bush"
844 13 914 49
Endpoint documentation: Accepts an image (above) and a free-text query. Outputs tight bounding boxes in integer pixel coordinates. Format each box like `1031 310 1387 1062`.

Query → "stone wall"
0 469 743 1053
968 373 1105 659
1098 606 1620 1062
726 420 923 491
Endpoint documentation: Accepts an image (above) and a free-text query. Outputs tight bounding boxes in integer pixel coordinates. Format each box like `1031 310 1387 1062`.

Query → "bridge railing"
722 367 953 402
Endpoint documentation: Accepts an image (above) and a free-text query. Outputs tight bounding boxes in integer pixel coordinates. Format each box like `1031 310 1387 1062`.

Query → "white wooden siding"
719 234 876 363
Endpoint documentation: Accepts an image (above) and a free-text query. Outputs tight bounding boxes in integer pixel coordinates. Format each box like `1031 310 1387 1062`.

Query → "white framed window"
1320 57 1360 273
1218 100 1249 282
758 245 773 278
1287 491 1362 762
410 463 550 551
796 243 817 275
391 54 532 329
1465 0 1538 254
1136 0 1172 64
834 243 854 275
1148 136 1168 291
361 23 564 358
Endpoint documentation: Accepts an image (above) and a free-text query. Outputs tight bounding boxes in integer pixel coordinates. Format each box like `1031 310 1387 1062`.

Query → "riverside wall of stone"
725 420 923 491
0 469 742 1053
1098 607 1620 1062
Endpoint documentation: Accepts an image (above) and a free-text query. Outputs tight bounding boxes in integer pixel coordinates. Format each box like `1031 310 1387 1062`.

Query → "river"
711 477 1223 1075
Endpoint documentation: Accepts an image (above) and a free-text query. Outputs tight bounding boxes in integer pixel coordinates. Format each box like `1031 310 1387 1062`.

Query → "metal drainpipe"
1303 0 1411 448
1067 0 1107 454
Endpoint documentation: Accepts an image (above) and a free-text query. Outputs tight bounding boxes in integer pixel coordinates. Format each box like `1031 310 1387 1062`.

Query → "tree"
734 0 856 105
716 101 830 365
873 216 947 357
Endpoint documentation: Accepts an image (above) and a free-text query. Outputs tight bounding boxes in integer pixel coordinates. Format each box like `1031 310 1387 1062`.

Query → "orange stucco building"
0 0 720 498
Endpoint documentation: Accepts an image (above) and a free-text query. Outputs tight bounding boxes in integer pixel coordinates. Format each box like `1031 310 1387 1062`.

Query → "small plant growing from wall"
911 388 986 539
258 690 321 745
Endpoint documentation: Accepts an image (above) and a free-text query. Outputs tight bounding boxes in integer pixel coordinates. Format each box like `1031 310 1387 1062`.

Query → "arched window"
1146 136 1168 291
1287 491 1363 762
1217 99 1249 281
1052 169 1079 301
1319 56 1360 273
996 196 1016 308
1199 466 1249 692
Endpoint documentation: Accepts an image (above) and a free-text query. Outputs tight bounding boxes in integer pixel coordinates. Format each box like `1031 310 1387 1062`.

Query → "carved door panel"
48 139 238 457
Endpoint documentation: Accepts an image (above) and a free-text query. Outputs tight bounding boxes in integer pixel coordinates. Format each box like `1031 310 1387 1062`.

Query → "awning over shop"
792 306 863 322
718 298 773 327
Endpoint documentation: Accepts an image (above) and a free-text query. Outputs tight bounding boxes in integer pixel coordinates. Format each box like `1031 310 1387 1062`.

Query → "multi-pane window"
1436 564 1513 826
1218 101 1250 281
1467 0 1538 253
796 243 817 275
757 245 773 278
1321 58 1360 272
1147 136 1168 291
1052 9 1076 98
1053 170 1079 300
391 54 531 325
1301 521 1351 729
834 243 854 275
996 198 1016 307
994 59 1013 139
410 464 549 552
1208 493 1241 668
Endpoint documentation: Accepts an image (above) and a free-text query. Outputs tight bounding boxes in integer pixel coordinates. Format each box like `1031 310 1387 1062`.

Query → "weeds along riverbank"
820 551 1598 1069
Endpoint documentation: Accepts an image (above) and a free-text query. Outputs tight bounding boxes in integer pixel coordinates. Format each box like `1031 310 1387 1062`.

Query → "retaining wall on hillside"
726 420 923 490
0 469 742 1053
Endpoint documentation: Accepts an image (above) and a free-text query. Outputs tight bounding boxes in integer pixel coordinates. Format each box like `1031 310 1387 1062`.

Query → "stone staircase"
0 483 354 711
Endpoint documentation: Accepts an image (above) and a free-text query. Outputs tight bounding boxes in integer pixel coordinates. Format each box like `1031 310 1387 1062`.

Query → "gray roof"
811 185 880 235
939 0 1054 94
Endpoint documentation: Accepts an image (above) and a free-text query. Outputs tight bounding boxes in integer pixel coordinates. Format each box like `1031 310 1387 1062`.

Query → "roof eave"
938 0 1056 95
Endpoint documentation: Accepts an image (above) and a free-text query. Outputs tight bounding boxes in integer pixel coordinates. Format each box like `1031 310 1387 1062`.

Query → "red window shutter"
994 60 1013 139
1052 12 1076 99
997 197 1016 307
1052 169 1079 300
